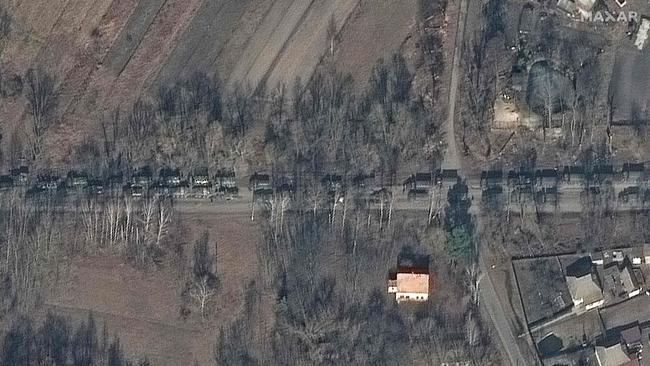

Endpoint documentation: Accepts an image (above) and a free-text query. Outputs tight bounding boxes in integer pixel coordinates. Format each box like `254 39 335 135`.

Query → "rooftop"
566 274 603 305
636 18 650 50
600 261 642 301
395 272 429 294
620 324 642 349
595 343 635 366
575 0 596 11
600 295 650 331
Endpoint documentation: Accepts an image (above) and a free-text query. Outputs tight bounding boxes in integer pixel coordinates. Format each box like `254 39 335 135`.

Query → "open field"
224 0 316 90
102 0 168 75
43 213 268 366
0 0 424 167
151 0 254 88
331 0 418 90
44 255 212 366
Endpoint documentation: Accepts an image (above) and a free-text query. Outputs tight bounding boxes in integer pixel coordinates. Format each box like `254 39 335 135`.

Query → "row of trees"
2 52 445 188
445 179 474 263
79 196 174 266
459 0 505 158
0 190 178 314
3 313 149 366
0 5 9 45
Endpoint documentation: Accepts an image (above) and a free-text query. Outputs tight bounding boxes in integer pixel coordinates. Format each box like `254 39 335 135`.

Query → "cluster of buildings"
513 247 650 365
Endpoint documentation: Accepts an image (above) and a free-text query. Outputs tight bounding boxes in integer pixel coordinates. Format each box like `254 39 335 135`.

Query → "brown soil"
264 0 360 90
332 0 418 90
44 213 271 366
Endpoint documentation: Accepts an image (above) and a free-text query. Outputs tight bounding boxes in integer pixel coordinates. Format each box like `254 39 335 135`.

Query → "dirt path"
479 245 538 366
442 0 468 170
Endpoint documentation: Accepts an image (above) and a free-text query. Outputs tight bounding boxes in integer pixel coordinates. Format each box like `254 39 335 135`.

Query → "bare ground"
43 213 270 366
225 0 314 90
263 0 360 90
44 256 211 366
150 0 253 89
331 0 418 90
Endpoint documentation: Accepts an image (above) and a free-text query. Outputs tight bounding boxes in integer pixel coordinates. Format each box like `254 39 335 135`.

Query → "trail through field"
442 0 468 170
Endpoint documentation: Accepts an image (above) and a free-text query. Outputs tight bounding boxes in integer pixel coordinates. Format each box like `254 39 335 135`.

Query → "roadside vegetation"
0 0 506 364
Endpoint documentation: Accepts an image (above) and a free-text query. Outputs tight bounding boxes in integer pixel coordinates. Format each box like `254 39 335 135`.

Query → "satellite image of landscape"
2 0 650 365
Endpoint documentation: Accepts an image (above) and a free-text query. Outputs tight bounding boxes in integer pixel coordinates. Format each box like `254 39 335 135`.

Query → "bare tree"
184 231 219 320
326 15 339 56
24 69 57 158
189 275 216 321
0 6 10 42
224 84 253 159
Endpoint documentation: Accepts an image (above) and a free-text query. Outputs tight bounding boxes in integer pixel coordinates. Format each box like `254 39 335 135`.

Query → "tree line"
0 52 445 188
2 313 149 366
0 189 179 314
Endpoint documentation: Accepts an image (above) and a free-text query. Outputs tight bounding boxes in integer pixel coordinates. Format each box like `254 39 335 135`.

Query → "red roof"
396 266 429 274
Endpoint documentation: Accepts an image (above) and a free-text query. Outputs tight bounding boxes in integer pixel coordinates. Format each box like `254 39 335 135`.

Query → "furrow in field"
264 0 360 91
102 0 168 75
237 0 318 91
225 0 301 90
210 0 276 82
106 0 203 108
332 0 419 89
151 0 251 89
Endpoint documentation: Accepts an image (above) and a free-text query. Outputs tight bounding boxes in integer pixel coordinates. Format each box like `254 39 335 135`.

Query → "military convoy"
1 162 649 206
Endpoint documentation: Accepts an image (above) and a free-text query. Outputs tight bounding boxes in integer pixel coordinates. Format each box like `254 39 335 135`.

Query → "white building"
566 274 604 311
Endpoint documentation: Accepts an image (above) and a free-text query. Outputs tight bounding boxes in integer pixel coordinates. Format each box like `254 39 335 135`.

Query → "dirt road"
478 245 537 366
441 0 469 170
